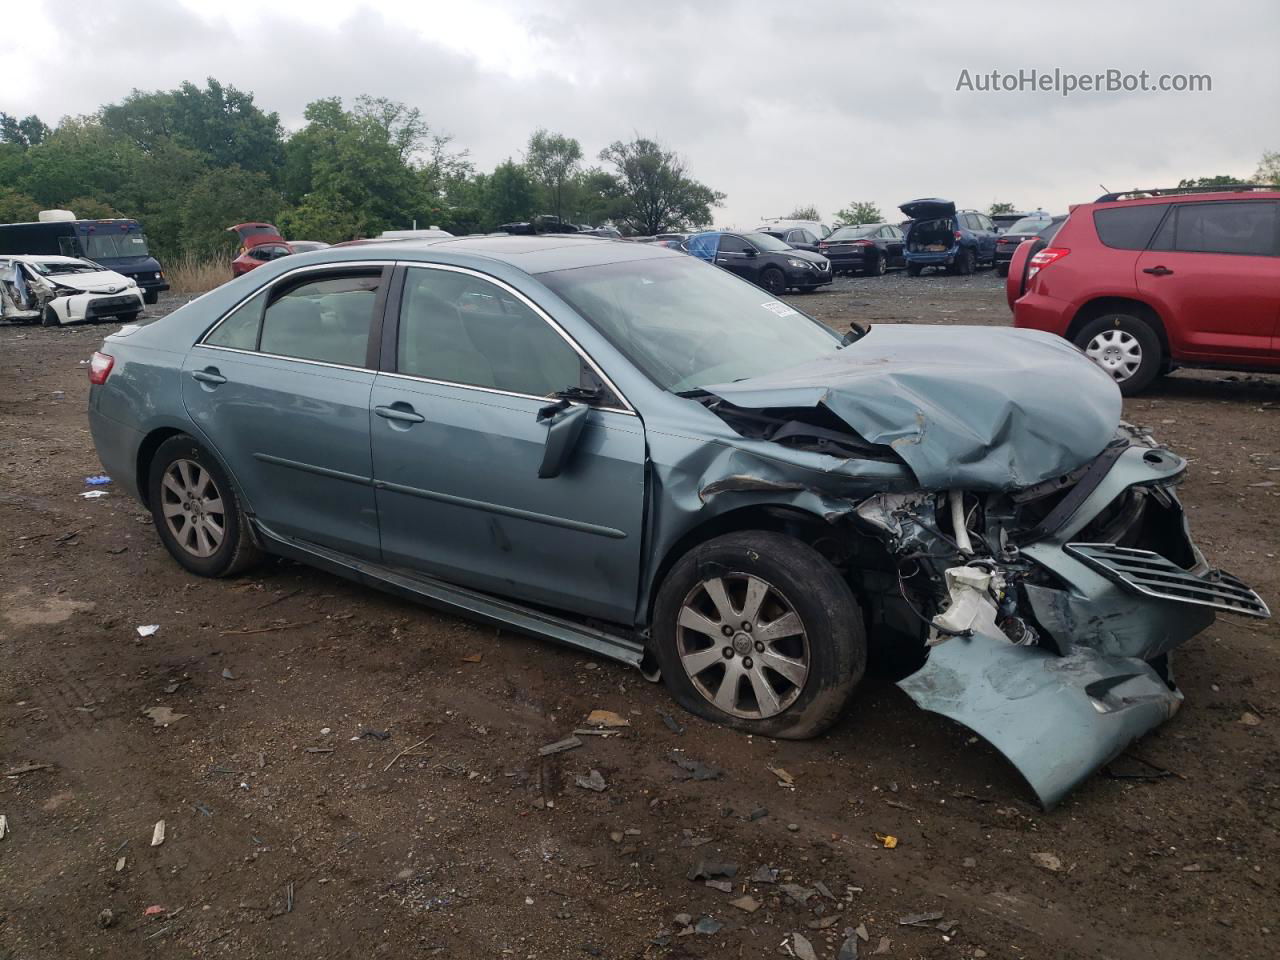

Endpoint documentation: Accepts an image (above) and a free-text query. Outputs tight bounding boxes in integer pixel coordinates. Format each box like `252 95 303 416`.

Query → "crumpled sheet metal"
898 629 1182 809
703 325 1122 492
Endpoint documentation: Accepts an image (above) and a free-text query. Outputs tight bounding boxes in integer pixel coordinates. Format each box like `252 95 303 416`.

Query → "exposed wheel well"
135 428 184 508
1067 297 1171 365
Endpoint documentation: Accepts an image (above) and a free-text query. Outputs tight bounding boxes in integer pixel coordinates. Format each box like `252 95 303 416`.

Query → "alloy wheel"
160 459 226 558
761 270 785 295
676 574 809 719
1085 327 1143 382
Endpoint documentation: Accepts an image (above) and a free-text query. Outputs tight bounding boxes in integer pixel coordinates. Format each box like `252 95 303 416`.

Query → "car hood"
701 324 1121 491
46 270 136 294
899 198 956 220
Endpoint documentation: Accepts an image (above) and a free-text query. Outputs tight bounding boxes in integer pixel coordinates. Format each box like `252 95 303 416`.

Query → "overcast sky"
8 0 1277 227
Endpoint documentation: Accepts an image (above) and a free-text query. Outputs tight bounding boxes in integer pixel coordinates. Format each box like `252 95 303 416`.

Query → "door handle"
374 404 425 424
191 368 227 385
1143 265 1173 276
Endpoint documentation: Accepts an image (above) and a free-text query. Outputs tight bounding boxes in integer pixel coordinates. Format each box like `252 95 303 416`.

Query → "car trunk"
907 218 956 253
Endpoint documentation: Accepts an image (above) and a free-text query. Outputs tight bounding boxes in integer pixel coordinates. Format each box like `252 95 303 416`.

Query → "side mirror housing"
536 400 590 479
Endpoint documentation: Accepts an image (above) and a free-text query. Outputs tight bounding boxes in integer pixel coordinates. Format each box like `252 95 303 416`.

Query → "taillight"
853 239 874 246
88 351 114 385
1027 247 1070 279
954 230 963 240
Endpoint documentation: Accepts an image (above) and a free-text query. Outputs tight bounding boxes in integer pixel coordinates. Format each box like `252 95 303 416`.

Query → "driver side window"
396 268 588 398
717 235 752 255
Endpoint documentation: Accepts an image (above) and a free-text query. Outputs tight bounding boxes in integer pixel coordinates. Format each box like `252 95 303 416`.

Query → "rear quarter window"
1152 200 1278 256
1092 204 1169 250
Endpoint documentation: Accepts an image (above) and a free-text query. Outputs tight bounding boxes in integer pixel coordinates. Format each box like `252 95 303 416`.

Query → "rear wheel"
117 311 140 323
1073 313 1163 395
148 435 261 578
866 253 886 277
996 262 1009 277
652 531 865 739
760 267 785 295
952 248 975 276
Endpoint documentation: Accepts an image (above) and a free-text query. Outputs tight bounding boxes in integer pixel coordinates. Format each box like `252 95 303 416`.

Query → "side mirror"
536 400 590 479
744 247 758 258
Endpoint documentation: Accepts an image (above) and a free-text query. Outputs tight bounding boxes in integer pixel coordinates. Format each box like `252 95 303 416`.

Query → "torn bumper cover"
887 442 1269 809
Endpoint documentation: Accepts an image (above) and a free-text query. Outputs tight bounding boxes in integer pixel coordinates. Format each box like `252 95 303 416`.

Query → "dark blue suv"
899 199 997 276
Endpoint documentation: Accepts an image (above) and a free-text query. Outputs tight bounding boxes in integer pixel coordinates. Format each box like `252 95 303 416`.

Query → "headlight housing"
786 258 811 269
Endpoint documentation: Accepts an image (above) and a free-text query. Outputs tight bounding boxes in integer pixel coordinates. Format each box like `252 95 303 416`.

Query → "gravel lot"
2 271 1278 959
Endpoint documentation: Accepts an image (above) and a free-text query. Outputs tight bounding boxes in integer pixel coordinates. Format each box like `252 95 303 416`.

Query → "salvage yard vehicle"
758 226 823 253
1008 185 1280 394
0 211 168 304
817 223 906 276
900 199 998 275
685 231 832 293
1 255 144 325
994 213 1058 276
754 218 833 240
85 235 1268 808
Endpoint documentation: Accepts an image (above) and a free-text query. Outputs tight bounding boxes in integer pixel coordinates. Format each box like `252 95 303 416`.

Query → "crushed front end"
855 426 1269 808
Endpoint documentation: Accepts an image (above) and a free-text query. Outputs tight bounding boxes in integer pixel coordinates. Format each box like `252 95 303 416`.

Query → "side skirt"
253 521 647 668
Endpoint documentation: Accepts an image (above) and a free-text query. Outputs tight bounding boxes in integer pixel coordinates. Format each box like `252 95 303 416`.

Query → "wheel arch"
135 426 251 515
1067 296 1171 362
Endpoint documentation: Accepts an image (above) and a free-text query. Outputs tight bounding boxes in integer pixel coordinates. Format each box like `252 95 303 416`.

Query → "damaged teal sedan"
86 236 1269 809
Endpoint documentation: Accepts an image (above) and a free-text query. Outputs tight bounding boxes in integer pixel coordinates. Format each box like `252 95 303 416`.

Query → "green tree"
1177 175 1242 187
787 205 819 221
0 187 39 222
181 166 282 255
20 118 141 210
484 159 538 226
988 201 1017 216
526 130 582 223
1252 150 1279 184
598 137 722 235
64 196 123 219
835 201 882 225
0 113 50 147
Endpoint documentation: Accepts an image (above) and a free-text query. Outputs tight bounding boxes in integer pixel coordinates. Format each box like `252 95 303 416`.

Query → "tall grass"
165 253 231 295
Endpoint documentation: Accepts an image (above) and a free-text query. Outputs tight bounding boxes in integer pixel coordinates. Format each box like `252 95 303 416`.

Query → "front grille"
1066 543 1269 617
86 296 137 315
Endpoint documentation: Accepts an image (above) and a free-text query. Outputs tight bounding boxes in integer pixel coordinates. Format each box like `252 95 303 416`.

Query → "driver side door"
715 234 758 282
368 264 647 624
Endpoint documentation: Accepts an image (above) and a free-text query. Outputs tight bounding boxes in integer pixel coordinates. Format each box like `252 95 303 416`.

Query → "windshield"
27 260 101 276
539 255 841 394
80 231 151 259
1006 216 1052 234
828 225 879 240
746 232 793 252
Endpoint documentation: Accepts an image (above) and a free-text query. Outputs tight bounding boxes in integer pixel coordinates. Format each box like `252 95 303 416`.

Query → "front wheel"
143 290 160 305
1073 313 1163 395
148 435 262 577
759 267 786 295
652 531 866 739
41 305 60 327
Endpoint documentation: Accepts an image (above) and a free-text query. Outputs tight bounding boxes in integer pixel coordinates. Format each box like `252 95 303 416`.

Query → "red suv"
1007 186 1280 394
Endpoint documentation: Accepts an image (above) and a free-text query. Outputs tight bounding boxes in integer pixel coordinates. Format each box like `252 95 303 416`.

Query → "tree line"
0 79 724 259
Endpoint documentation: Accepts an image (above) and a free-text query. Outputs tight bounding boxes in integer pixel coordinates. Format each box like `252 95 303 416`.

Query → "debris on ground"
787 822 800 832
730 895 760 912
151 821 165 847
751 865 778 884
854 924 869 941
668 752 724 781
360 729 391 741
585 709 630 728
660 713 685 735
780 883 817 905
898 911 944 926
4 763 52 777
705 879 733 893
687 859 738 881
221 668 236 680
1240 711 1263 726
693 916 721 935
84 475 111 485
97 908 115 928
0 815 8 840
873 936 892 954
143 905 166 917
461 653 483 663
538 736 583 757
837 932 860 960
790 930 819 960
768 765 795 786
1031 851 1063 872
142 706 188 727
575 769 607 792
808 916 840 929
136 624 159 637
115 856 126 872
79 490 109 499
875 833 899 848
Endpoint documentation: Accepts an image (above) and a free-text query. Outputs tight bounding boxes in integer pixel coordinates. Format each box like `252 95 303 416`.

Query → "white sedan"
0 255 145 325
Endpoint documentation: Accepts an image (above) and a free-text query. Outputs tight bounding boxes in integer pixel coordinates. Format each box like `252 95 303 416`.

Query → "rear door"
881 226 905 265
368 264 647 624
181 264 388 558
1136 200 1280 362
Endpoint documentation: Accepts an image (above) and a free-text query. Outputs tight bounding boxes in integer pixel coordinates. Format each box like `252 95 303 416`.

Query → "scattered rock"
97 908 115 929
751 865 779 884
837 933 859 960
768 765 795 786
609 831 624 844
962 857 976 868
787 822 800 832
585 709 630 728
873 936 892 955
221 668 236 680
1240 712 1263 727
141 706 188 727
668 752 724 781
748 806 768 821
730 895 760 913
791 931 818 960
855 923 869 942
688 859 738 881
574 769 607 792
539 736 583 756
780 883 816 904
705 879 733 893
694 916 721 936
899 911 944 926
814 880 835 900
673 913 692 927
808 916 840 930
661 714 685 735
1031 851 1063 872
150 820 165 847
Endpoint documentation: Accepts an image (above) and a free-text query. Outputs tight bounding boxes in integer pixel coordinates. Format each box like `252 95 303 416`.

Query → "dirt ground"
2 272 1278 960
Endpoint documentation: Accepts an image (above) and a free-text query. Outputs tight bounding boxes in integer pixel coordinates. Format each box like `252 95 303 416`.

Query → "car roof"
307 234 681 275
1090 188 1280 207
3 254 86 264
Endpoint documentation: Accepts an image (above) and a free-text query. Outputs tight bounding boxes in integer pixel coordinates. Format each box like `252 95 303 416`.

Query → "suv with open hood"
900 199 998 276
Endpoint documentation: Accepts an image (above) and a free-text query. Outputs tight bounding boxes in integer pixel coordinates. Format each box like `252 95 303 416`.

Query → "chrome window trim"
198 260 397 356
397 262 636 415
375 369 634 417
194 343 373 375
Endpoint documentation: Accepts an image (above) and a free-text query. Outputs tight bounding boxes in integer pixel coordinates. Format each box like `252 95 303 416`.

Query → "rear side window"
1152 201 1278 256
259 273 381 366
206 290 265 350
1093 204 1169 249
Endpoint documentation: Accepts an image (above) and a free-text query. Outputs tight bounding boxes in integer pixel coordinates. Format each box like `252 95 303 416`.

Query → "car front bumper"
785 264 833 287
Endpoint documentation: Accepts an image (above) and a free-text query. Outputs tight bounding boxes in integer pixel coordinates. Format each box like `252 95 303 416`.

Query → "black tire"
148 434 262 578
906 264 922 277
760 267 785 295
117 311 140 323
865 253 886 277
41 305 59 327
652 531 866 739
952 248 975 276
143 290 160 305
996 263 1009 278
1072 312 1163 396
